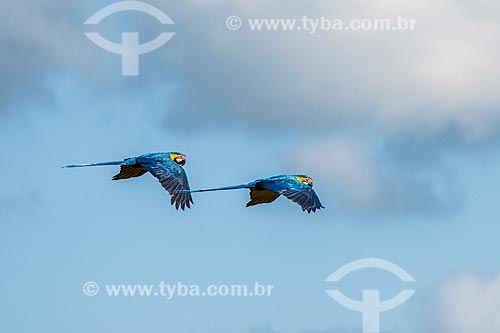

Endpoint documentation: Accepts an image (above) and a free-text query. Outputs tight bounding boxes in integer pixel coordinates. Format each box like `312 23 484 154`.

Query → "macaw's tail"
185 183 253 193
62 158 133 168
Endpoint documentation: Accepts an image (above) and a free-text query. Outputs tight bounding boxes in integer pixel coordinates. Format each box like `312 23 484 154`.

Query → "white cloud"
172 0 500 141
2 0 491 214
434 273 500 333
4 0 500 141
287 137 378 209
285 135 461 215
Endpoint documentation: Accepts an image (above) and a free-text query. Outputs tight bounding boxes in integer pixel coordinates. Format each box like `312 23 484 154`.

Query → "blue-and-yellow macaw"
183 175 324 213
64 152 193 210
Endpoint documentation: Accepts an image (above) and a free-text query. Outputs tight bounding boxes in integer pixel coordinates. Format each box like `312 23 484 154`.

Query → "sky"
1 0 500 332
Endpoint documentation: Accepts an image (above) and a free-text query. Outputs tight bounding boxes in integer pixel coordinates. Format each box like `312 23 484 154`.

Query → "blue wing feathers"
64 155 323 214
137 154 193 210
64 152 193 211
187 175 324 213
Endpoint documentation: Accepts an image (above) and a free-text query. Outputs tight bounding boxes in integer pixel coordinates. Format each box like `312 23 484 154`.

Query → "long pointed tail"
62 160 126 168
186 183 253 193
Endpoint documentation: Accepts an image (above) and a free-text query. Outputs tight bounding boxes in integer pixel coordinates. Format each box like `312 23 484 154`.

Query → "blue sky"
2 1 500 332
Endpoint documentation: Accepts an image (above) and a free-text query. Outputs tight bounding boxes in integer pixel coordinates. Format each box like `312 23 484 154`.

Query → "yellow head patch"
170 153 180 161
296 176 306 182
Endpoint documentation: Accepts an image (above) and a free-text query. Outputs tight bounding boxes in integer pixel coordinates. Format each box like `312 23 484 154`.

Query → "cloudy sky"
1 0 500 332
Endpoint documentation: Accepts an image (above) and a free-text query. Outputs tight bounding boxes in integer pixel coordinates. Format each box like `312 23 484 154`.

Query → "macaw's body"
186 175 324 213
64 152 193 210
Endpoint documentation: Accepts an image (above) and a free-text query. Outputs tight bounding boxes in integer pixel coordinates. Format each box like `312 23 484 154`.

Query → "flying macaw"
183 175 324 213
63 152 193 210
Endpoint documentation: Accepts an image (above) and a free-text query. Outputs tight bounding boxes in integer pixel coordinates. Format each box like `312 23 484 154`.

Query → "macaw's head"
170 153 186 166
296 175 313 187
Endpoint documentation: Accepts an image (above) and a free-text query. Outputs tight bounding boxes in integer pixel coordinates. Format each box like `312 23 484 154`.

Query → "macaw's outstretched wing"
246 188 280 207
281 187 324 213
138 159 193 210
